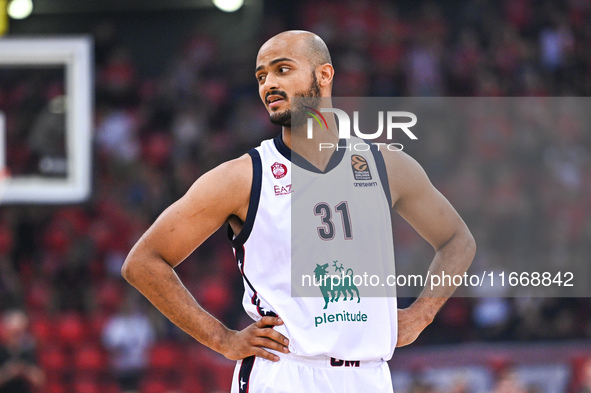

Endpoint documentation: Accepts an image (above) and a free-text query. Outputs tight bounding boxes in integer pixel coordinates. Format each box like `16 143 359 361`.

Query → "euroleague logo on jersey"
271 162 287 179
351 155 372 181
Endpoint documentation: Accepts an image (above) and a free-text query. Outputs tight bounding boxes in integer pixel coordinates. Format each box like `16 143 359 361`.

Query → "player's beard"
269 72 321 127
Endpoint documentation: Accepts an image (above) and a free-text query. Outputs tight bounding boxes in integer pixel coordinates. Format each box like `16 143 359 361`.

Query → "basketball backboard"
0 37 92 204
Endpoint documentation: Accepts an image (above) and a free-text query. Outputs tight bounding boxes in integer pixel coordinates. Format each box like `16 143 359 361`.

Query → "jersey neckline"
273 134 346 174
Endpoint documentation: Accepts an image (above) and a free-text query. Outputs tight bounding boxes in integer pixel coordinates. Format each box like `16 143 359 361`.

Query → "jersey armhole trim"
369 144 393 209
228 148 262 247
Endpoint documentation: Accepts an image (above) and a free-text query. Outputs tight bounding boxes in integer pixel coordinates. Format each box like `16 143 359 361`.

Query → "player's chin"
269 110 291 126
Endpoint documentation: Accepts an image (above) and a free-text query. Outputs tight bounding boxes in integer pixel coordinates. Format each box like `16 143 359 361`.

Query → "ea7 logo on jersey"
271 162 287 179
274 184 292 195
351 155 372 181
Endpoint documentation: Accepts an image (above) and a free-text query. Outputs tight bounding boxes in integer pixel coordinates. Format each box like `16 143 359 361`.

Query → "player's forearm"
121 251 232 355
415 227 476 321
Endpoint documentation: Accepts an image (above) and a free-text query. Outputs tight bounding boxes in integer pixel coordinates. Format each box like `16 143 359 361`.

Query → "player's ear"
318 63 334 88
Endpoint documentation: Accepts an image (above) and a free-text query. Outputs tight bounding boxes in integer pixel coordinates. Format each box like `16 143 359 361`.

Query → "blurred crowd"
1 0 591 392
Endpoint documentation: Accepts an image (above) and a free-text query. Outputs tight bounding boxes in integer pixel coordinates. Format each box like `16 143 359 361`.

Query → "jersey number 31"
314 202 353 241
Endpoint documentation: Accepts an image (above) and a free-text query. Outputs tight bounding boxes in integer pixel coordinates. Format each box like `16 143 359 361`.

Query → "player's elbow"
122 246 171 287
440 224 476 271
120 257 134 283
460 226 476 265
121 252 141 285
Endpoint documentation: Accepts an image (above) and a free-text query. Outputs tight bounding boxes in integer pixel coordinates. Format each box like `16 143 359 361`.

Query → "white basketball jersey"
229 135 398 361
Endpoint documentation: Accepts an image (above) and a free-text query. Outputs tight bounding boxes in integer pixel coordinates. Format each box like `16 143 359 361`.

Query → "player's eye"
278 66 289 73
257 74 266 82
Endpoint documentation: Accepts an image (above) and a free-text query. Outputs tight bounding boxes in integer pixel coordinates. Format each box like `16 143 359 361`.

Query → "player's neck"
282 115 339 172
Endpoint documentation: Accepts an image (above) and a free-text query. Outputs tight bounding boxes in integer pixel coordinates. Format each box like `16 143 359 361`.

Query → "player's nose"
262 72 280 91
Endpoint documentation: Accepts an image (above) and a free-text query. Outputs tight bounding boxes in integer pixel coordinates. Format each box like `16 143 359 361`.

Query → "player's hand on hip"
396 307 432 347
221 316 290 362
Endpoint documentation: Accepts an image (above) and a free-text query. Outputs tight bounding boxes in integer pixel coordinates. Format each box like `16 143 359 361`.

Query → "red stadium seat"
196 276 232 319
210 357 235 391
148 342 182 372
487 354 512 377
569 355 591 392
43 222 71 256
38 345 69 375
179 377 205 393
56 313 89 346
29 313 55 346
26 282 53 313
73 344 108 374
54 207 91 236
45 381 67 393
72 377 102 393
139 377 172 393
142 133 172 168
95 280 124 314
189 347 234 392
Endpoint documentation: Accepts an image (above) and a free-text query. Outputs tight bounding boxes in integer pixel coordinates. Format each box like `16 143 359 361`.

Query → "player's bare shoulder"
184 153 253 223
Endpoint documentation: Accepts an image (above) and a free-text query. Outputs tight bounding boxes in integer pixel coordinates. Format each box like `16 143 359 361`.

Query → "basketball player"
122 31 476 392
